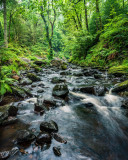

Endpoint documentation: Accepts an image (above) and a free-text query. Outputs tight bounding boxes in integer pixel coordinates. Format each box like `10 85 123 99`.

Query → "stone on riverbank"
40 121 58 133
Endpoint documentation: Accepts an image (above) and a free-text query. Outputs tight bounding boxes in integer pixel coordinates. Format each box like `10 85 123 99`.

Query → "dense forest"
0 0 128 160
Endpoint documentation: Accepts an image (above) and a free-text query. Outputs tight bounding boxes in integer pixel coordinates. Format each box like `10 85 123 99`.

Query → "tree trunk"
84 0 89 31
3 0 8 48
8 13 12 42
96 0 102 31
74 8 82 29
123 0 124 8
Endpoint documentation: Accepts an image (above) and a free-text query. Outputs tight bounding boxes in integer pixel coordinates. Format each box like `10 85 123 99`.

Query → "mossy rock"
11 86 27 98
108 66 128 77
27 73 41 82
34 66 41 72
61 64 67 70
112 80 128 93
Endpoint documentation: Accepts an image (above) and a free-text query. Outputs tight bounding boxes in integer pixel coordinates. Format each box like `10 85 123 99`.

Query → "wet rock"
10 147 19 157
73 72 83 76
36 132 52 144
2 117 17 126
52 84 69 98
53 133 67 144
11 86 27 98
51 77 66 84
31 84 37 87
38 82 44 87
27 73 41 82
80 86 94 94
80 85 105 96
8 105 18 116
17 130 35 143
121 98 128 109
34 103 45 112
0 112 8 125
84 102 94 108
112 80 128 93
37 89 44 93
40 120 58 133
43 98 56 108
94 86 105 96
83 69 98 76
34 61 44 66
0 151 10 159
20 78 32 85
51 59 63 67
61 64 67 70
94 74 103 79
60 71 70 76
53 147 61 156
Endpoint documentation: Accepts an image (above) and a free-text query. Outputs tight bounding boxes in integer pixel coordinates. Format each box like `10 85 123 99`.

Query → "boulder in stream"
52 84 69 98
53 147 61 156
17 130 35 143
8 105 18 116
53 133 67 144
27 73 41 82
112 80 128 93
20 78 32 85
40 120 58 133
36 132 52 144
51 77 66 84
80 85 105 96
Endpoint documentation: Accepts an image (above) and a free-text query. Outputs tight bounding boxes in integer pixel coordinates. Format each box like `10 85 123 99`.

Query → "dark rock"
43 98 56 108
38 82 44 87
94 74 102 79
34 61 44 66
83 69 98 76
73 72 83 76
20 78 32 85
60 71 70 76
121 98 128 109
2 117 17 126
36 132 52 144
84 102 94 108
8 105 18 116
80 85 105 96
53 147 61 156
0 112 8 125
10 147 19 157
94 86 105 96
53 133 67 144
0 151 10 159
17 130 35 143
52 84 69 98
37 89 44 93
27 73 41 82
112 80 128 93
11 86 27 98
34 103 45 112
40 120 58 133
31 84 37 87
51 77 66 84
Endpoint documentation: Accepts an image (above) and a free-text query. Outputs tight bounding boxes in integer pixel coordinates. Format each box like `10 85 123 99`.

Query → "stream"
0 64 128 160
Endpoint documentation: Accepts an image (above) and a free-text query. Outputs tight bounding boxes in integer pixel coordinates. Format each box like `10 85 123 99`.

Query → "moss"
112 80 128 93
108 65 128 76
61 64 67 70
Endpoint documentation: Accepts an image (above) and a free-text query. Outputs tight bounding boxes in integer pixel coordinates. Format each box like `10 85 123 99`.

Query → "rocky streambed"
0 62 128 160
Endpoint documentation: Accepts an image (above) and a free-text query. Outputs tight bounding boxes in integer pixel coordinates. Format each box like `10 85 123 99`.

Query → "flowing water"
0 65 128 160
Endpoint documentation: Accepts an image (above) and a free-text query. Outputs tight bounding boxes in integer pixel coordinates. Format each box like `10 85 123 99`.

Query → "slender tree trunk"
74 8 82 29
123 0 124 8
3 0 8 48
84 0 89 31
72 16 78 30
96 0 102 31
8 13 12 42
